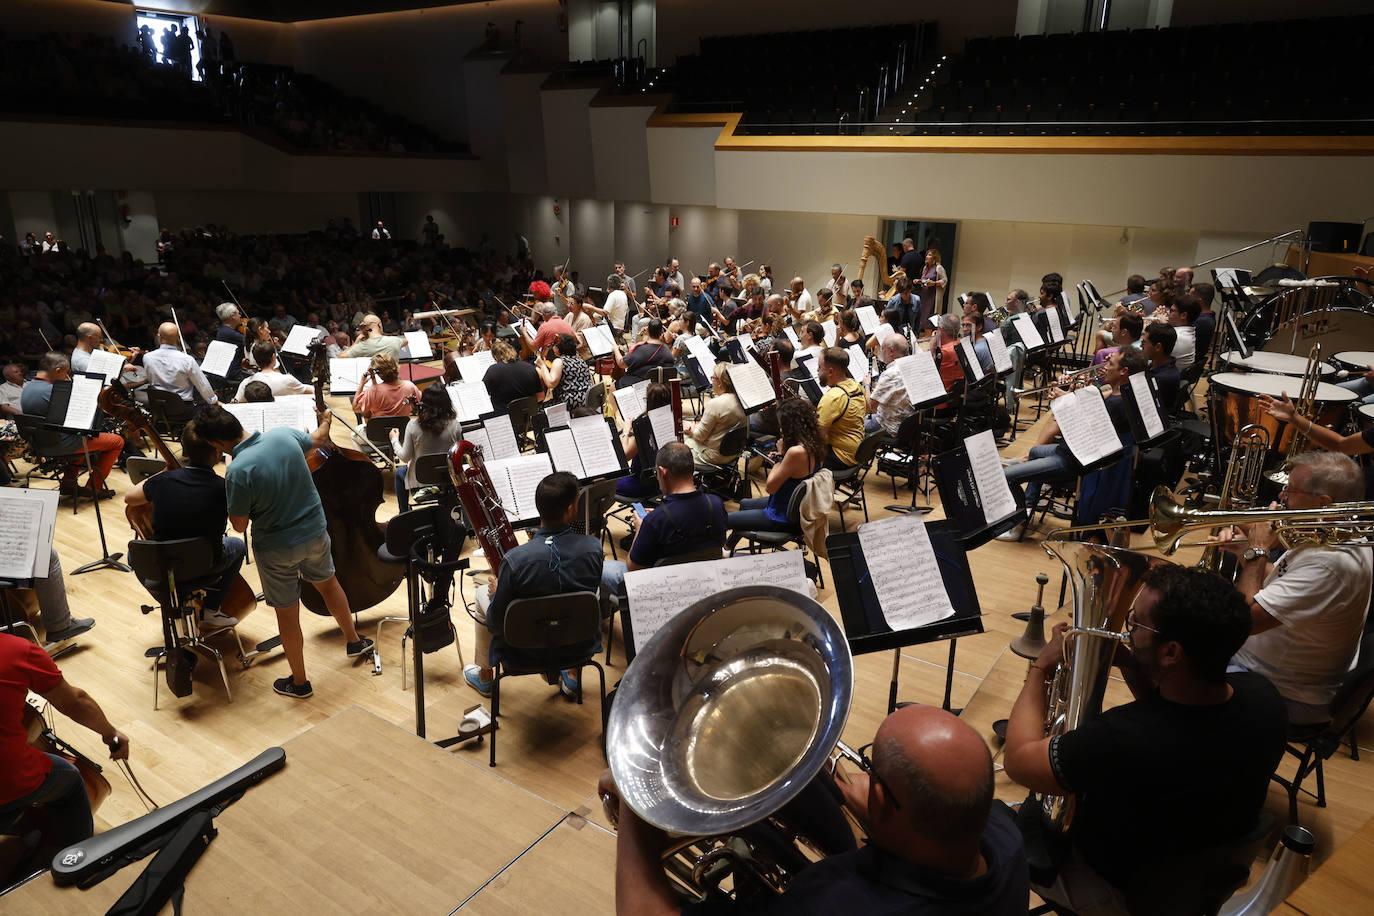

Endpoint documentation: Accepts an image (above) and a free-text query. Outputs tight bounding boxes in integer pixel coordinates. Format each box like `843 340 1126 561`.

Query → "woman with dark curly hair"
725 397 823 549
538 333 594 413
388 383 460 511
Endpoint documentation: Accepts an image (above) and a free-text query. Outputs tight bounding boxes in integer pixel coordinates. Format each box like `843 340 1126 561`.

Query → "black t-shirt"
482 361 542 414
621 341 675 384
1048 672 1286 890
683 805 1028 916
1146 362 1180 411
142 465 230 561
1193 312 1216 363
629 490 727 568
898 248 924 277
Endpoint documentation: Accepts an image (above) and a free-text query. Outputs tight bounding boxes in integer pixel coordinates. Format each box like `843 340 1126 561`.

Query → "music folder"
932 430 1025 548
1120 376 1169 446
953 337 986 385
43 374 104 434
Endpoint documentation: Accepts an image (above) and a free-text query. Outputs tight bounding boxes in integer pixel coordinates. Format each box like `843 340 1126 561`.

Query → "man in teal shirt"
197 405 373 699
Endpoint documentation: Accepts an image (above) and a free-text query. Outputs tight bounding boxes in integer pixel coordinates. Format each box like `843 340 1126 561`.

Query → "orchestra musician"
787 277 815 316
213 302 248 382
604 274 632 334
552 264 576 316
234 341 314 402
351 353 419 421
815 347 866 472
340 314 404 360
68 323 103 375
684 362 746 466
916 249 947 329
389 384 461 513
614 381 673 501
482 340 543 414
865 335 914 436
20 352 126 499
610 320 676 388
726 397 823 552
537 334 595 415
143 322 220 409
824 263 846 302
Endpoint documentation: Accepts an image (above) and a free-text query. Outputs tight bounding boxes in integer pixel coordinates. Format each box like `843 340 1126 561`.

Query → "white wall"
117 190 161 263
543 87 600 198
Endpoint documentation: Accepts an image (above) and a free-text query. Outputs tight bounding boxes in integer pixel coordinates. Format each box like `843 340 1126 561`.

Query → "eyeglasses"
1126 608 1157 637
1279 485 1321 499
856 742 902 810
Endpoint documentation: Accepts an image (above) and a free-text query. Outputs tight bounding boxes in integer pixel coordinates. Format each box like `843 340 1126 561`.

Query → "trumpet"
1014 363 1105 397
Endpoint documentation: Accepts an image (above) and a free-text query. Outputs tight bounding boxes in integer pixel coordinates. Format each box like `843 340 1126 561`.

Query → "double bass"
299 341 406 616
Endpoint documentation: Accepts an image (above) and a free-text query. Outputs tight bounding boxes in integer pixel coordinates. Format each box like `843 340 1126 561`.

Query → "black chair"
488 591 608 767
374 506 465 689
574 477 620 560
12 414 86 493
830 431 884 530
876 411 922 500
144 388 192 440
125 455 168 486
411 452 453 507
1122 811 1277 916
733 477 824 587
1271 631 1374 824
694 425 750 501
361 416 409 467
506 395 540 451
582 382 606 417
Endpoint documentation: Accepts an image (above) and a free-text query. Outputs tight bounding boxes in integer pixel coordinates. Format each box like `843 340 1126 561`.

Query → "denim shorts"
255 531 335 608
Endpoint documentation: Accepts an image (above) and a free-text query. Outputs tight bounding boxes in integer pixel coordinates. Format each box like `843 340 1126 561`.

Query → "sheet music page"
449 382 494 423
0 495 41 579
508 453 553 520
624 564 723 653
583 325 617 358
1215 268 1238 289
739 334 756 352
727 361 775 411
1043 307 1065 343
570 415 622 477
1127 379 1165 441
965 429 1019 525
845 345 870 386
462 426 492 461
822 320 837 347
330 358 367 392
985 330 1012 374
222 403 265 436
1011 314 1044 350
715 550 806 594
872 322 894 346
403 331 433 361
201 340 237 377
857 514 956 630
544 427 586 478
783 326 801 348
613 384 646 420
958 337 985 381
281 325 320 356
63 375 102 431
260 396 316 433
11 488 60 578
456 352 496 384
482 458 521 519
1051 386 1122 466
891 353 947 407
648 404 677 449
484 413 520 461
545 401 570 428
633 379 651 404
855 306 879 335
683 335 717 377
84 348 125 385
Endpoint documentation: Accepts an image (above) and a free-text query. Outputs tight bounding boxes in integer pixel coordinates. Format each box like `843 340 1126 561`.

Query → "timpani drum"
1218 350 1336 379
1332 351 1374 375
1358 403 1374 432
1208 372 1356 458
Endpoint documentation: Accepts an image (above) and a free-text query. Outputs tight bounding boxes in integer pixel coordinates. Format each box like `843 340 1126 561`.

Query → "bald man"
340 313 404 360
598 705 1027 914
142 321 218 406
69 322 103 374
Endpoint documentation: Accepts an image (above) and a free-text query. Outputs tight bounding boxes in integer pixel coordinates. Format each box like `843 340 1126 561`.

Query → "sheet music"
958 338 985 382
223 402 265 436
403 331 433 361
226 397 315 436
727 361 775 411
545 401 570 428
484 413 520 461
455 352 496 384
857 514 956 630
483 457 521 519
648 404 677 449
84 348 125 385
582 324 617 358
1043 307 1065 343
0 496 41 579
448 382 494 423
201 340 237 378
12 488 60 578
570 415 622 477
965 429 1019 525
281 325 321 356
544 427 586 478
715 550 806 593
891 353 947 408
613 384 646 421
794 352 817 379
855 305 879 335
846 345 869 385
683 335 716 378
783 326 801 348
822 320 837 347
1051 386 1123 466
506 453 553 520
1215 268 1239 289
1011 314 1044 350
873 322 894 346
1126 379 1165 441
739 334 756 352
986 330 1013 374
63 374 102 431
461 426 492 460
329 358 369 393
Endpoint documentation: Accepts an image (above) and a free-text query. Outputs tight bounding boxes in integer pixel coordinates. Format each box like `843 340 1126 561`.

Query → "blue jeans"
205 537 247 614
1339 376 1374 404
0 754 92 850
726 497 797 549
394 464 410 512
864 414 885 435
602 560 627 600
1004 443 1077 511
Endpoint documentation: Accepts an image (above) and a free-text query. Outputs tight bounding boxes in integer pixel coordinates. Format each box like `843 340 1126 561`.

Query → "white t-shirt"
605 290 630 330
796 289 815 314
234 369 313 402
1172 325 1197 373
0 381 23 413
1233 545 1372 706
795 345 824 375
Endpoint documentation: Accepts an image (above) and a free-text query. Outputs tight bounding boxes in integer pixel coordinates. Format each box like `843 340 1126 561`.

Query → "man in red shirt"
0 634 129 849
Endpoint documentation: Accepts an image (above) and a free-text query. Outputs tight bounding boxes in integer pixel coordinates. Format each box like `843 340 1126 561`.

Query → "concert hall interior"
3 0 1374 912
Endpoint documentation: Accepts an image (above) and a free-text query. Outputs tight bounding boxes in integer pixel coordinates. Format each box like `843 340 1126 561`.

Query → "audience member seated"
726 398 822 551
389 384 461 513
19 352 124 498
482 340 542 414
685 362 747 465
351 353 419 420
815 347 866 471
233 341 314 401
464 472 605 701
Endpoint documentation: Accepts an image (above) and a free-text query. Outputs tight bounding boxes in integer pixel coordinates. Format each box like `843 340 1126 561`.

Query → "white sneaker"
995 523 1027 542
199 610 238 631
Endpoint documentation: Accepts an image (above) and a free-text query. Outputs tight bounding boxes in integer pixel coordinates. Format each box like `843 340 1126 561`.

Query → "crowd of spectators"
0 221 538 367
0 30 464 154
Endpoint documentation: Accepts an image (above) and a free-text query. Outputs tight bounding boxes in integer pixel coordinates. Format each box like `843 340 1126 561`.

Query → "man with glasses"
1221 450 1371 725
1165 295 1201 373
1005 565 1286 915
598 704 1028 914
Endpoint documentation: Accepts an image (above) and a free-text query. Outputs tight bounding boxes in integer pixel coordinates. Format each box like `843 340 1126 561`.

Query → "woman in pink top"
351 353 419 419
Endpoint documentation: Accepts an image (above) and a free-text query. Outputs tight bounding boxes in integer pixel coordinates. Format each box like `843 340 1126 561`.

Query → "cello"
299 340 405 616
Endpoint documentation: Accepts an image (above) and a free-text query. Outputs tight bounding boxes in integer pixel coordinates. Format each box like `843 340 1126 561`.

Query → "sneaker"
273 675 313 699
44 618 95 648
995 523 1027 542
559 669 581 701
346 636 375 658
464 664 493 697
198 610 238 631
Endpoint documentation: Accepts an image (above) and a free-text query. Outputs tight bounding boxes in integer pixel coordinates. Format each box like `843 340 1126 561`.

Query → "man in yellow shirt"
815 347 866 471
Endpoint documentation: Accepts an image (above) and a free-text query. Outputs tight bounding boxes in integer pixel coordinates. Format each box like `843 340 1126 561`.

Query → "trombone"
1014 362 1105 398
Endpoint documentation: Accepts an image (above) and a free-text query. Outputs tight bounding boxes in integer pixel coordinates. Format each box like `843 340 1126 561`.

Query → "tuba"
605 585 854 900
1038 539 1174 835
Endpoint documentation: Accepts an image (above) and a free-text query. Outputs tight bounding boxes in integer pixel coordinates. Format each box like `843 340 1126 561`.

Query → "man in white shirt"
1226 451 1372 724
142 322 219 405
789 277 815 316
603 275 630 333
0 364 25 417
69 323 103 374
866 335 914 435
233 342 315 402
371 221 391 240
667 258 686 293
1168 295 1200 373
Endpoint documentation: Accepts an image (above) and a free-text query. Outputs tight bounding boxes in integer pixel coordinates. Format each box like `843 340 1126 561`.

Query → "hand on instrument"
1047 385 1070 400
597 767 621 825
1363 365 1374 384
1259 393 1296 425
105 730 131 761
316 407 334 426
832 767 870 815
1032 622 1069 675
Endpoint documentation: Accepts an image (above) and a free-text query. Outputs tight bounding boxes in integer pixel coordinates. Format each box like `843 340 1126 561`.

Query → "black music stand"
826 520 984 715
44 376 131 575
931 445 1026 550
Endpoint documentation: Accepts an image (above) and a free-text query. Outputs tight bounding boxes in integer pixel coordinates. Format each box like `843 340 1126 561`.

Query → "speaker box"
1307 221 1363 254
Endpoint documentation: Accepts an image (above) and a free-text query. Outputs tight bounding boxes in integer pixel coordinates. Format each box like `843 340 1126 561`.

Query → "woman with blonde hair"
685 361 747 465
352 351 419 420
917 248 947 329
481 339 542 414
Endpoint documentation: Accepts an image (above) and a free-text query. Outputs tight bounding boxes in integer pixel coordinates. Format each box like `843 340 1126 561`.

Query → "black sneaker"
44 618 95 650
273 675 312 699
346 636 375 658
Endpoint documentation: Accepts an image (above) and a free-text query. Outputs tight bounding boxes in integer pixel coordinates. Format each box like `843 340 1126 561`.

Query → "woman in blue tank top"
726 397 824 550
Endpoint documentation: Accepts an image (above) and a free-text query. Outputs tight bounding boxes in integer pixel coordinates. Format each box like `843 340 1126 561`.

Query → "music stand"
44 376 131 575
931 445 1025 550
826 520 984 714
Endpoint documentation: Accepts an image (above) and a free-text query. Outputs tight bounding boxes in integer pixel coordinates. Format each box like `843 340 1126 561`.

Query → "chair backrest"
383 505 443 558
716 425 749 460
892 411 922 449
506 395 539 440
1323 631 1374 744
146 387 189 418
412 452 452 487
126 456 169 485
655 545 725 567
852 430 885 468
14 414 74 457
127 537 215 583
365 416 409 445
502 591 603 652
580 477 619 533
785 475 812 524
584 382 606 412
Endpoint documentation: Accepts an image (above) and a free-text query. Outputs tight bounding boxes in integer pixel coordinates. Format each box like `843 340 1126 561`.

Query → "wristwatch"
1241 547 1267 563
